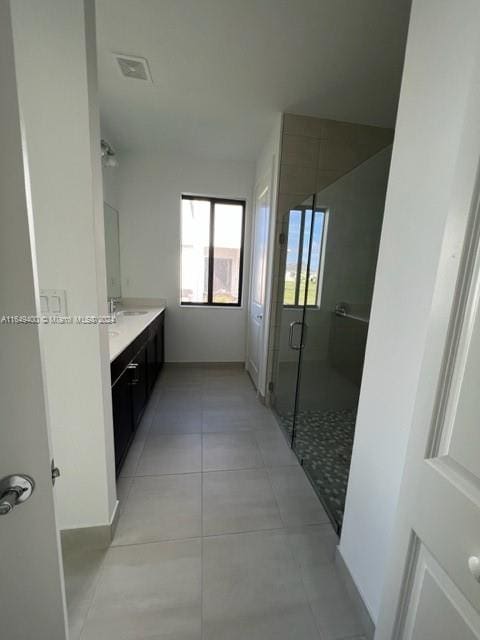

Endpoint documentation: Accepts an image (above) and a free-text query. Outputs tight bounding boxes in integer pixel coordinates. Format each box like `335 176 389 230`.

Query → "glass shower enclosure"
271 146 392 533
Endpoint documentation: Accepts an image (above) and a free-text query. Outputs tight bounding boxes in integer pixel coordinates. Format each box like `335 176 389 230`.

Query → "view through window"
181 196 245 305
283 208 326 307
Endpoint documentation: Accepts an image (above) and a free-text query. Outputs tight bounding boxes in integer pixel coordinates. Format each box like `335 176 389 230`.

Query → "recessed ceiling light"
113 53 153 83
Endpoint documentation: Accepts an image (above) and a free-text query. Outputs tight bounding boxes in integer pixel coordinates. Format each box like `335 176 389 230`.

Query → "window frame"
180 195 246 307
283 207 327 309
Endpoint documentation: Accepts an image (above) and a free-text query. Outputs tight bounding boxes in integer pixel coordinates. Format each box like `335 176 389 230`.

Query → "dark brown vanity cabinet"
111 368 133 470
131 346 148 428
110 311 165 475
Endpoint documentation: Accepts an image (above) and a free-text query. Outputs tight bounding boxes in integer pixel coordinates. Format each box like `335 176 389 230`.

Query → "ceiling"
96 0 411 162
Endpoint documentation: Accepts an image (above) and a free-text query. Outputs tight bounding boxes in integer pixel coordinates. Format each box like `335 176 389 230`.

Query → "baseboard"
61 500 120 552
335 547 375 640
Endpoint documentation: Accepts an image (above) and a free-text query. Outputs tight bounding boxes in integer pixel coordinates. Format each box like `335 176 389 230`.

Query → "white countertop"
108 306 165 362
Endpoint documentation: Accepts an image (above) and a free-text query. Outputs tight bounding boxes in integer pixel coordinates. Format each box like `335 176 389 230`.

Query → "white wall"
103 164 119 210
117 151 255 362
11 0 117 530
339 0 480 622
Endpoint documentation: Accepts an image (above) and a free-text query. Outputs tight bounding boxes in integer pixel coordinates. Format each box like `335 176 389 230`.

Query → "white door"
247 178 270 389
372 2 480 637
377 205 480 640
0 3 68 639
374 50 480 640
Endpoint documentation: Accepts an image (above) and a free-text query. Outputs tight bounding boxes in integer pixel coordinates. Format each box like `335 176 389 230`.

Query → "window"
283 207 326 307
181 196 245 306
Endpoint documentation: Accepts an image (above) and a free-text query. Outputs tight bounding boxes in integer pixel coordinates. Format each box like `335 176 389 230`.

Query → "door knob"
468 556 480 582
0 474 34 515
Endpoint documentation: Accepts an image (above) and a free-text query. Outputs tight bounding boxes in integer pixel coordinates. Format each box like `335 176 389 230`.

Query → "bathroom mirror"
104 203 121 299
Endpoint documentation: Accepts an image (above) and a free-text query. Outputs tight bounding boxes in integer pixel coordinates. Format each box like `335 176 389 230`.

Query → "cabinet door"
156 314 165 374
130 345 148 428
146 335 157 394
112 369 133 473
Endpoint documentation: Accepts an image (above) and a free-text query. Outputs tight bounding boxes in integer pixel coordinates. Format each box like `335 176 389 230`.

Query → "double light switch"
40 289 67 315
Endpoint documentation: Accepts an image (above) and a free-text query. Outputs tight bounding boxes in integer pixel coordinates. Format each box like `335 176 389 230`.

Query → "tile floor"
63 364 365 640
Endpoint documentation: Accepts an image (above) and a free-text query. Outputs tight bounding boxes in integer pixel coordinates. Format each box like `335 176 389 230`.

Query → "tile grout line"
109 526 292 550
73 366 342 639
76 548 109 639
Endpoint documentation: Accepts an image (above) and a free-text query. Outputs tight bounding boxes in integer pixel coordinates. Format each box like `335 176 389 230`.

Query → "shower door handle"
289 321 304 351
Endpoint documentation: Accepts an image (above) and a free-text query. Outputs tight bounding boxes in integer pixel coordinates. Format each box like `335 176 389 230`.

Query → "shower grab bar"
335 303 369 324
289 321 305 350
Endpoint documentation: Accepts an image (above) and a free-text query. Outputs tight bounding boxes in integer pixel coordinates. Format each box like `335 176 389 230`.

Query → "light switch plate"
40 289 67 316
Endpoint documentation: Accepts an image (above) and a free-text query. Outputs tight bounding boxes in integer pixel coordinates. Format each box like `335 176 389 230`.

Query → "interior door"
247 178 270 389
0 3 68 638
375 179 480 637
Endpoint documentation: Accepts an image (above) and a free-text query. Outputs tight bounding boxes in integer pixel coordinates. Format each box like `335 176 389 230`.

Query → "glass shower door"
293 147 392 532
270 195 314 441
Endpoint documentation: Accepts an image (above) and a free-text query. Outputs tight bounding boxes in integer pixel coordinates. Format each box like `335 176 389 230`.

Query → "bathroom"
4 1 480 639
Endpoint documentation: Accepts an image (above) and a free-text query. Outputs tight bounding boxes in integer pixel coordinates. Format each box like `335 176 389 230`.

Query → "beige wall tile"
282 134 320 167
318 138 362 173
316 170 345 192
321 119 359 143
283 113 325 138
279 164 316 195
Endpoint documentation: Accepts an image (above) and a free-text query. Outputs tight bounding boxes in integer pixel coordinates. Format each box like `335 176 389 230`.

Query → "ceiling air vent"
114 54 152 82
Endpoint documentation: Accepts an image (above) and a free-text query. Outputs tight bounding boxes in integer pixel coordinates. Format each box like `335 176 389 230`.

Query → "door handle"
288 321 304 351
127 362 140 385
0 474 35 515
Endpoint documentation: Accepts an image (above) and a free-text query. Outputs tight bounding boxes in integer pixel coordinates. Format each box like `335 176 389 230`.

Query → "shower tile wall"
266 113 393 399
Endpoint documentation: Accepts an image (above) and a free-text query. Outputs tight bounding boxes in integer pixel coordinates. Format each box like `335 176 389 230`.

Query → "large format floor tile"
137 433 202 475
301 561 364 640
203 530 320 640
63 547 106 640
118 437 146 477
150 409 203 434
254 428 298 467
268 466 330 526
203 432 263 471
81 539 202 640
64 365 366 640
203 468 282 535
113 474 202 545
202 408 256 432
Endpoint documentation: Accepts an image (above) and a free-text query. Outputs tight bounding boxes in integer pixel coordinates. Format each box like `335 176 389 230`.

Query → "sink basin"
120 310 148 316
109 330 120 337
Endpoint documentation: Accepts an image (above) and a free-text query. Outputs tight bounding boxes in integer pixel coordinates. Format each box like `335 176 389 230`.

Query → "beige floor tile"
203 530 319 640
203 432 263 471
115 476 133 514
113 474 201 545
64 366 356 640
268 466 330 526
150 410 202 434
81 539 201 640
118 438 145 477
203 469 282 535
301 561 364 640
202 409 255 433
285 524 338 569
137 434 202 475
254 428 298 467
62 547 106 640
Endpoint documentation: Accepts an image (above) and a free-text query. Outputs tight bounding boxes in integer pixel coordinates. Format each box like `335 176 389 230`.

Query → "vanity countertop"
108 306 165 362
